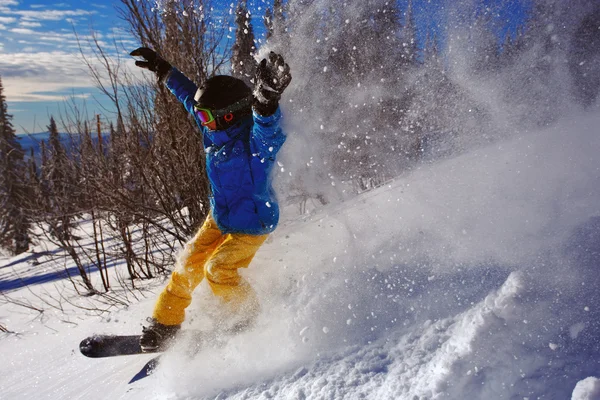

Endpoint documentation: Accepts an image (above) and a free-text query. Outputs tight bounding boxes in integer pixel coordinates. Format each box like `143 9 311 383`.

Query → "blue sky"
0 0 137 134
0 0 272 134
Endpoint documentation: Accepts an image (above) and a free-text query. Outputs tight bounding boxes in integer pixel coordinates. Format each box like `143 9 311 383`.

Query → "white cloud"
9 27 95 41
19 21 41 28
11 9 94 21
10 27 36 34
0 1 139 104
0 50 141 102
38 35 67 42
0 0 18 13
7 92 91 102
0 51 93 101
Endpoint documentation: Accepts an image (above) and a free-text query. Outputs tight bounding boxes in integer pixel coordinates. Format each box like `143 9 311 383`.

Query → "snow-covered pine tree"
231 0 256 85
495 0 572 127
0 75 31 254
324 0 413 188
498 25 527 71
400 0 418 65
264 0 289 53
468 3 502 77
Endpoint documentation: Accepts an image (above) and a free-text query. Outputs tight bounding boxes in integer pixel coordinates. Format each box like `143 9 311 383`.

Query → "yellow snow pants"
152 214 268 326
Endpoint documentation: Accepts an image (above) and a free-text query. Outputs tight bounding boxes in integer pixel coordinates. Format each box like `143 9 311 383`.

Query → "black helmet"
195 76 251 109
194 76 253 130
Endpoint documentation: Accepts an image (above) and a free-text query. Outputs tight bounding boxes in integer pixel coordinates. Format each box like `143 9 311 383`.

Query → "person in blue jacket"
130 47 291 352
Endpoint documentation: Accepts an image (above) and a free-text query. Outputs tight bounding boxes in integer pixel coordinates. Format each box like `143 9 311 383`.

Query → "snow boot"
139 318 181 352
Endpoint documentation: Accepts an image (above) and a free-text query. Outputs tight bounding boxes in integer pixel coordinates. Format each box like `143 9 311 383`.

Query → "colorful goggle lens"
194 107 214 125
194 95 253 127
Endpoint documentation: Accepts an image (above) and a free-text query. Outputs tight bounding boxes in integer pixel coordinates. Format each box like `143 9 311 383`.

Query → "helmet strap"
213 95 253 129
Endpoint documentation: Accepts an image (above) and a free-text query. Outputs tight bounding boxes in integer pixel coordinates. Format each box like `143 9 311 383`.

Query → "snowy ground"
1 112 600 399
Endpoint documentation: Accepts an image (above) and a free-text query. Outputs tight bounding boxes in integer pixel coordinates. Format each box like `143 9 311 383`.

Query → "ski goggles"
193 95 254 127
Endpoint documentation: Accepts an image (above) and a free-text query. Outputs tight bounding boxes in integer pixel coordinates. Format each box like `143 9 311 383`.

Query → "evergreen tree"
25 148 43 218
424 30 442 70
0 75 31 254
400 0 419 67
498 26 527 70
569 5 600 108
44 116 74 241
264 6 274 40
231 0 256 85
504 0 571 126
268 0 290 52
469 6 501 76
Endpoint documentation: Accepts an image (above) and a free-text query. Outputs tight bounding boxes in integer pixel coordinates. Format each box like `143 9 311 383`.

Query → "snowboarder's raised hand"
130 47 172 81
253 52 292 116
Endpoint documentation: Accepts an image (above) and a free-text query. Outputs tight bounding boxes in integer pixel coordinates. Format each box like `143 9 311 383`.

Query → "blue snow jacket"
165 68 286 235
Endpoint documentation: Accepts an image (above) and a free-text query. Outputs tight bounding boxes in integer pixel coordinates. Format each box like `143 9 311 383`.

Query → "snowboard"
80 331 209 383
80 323 249 383
79 334 154 358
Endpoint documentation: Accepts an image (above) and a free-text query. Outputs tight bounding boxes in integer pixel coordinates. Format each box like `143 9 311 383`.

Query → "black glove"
253 52 292 116
130 47 172 81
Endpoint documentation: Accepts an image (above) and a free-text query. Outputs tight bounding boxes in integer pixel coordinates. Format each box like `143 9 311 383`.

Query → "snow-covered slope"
1 112 599 399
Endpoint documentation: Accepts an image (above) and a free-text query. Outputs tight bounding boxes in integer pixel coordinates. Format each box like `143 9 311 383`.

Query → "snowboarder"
129 47 292 352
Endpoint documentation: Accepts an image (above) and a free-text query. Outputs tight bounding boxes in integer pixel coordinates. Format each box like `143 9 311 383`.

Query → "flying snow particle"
570 322 586 339
572 377 600 400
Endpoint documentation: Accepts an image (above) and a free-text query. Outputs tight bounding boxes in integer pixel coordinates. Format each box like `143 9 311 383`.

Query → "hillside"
1 111 600 399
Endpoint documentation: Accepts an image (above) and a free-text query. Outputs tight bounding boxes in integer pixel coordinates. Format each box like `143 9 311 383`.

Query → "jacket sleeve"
164 68 199 117
250 107 286 161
